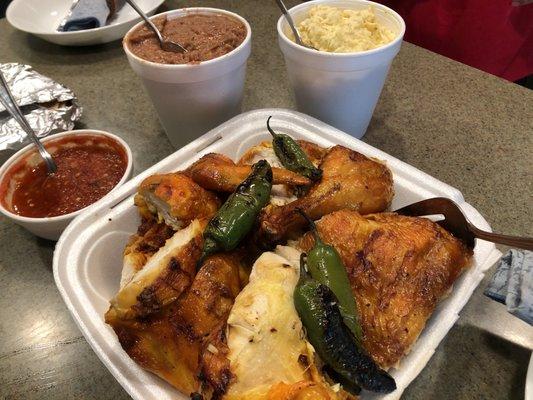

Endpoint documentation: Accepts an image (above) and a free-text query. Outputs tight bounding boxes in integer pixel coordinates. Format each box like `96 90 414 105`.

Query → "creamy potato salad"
296 5 396 52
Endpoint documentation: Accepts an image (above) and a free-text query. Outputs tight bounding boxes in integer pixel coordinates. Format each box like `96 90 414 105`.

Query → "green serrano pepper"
294 263 396 394
267 116 322 182
298 210 362 343
200 160 272 265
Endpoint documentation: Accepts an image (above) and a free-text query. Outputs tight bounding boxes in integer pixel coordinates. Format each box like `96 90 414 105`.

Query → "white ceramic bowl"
277 0 405 138
0 130 133 240
6 0 164 46
123 8 252 148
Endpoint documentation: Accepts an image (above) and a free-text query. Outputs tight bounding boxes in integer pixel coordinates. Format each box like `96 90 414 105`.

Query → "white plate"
6 0 165 46
53 108 502 400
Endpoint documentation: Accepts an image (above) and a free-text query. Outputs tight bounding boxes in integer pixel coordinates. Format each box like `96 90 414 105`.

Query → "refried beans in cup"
126 14 246 64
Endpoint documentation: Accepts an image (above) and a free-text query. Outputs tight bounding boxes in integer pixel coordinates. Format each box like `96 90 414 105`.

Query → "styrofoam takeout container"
123 8 252 148
53 109 501 400
278 0 405 139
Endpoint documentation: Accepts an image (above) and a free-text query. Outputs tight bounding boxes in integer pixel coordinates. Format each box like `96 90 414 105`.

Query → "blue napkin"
484 249 533 325
58 0 124 32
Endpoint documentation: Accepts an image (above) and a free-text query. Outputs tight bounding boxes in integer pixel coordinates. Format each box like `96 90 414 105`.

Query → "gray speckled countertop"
0 1 532 399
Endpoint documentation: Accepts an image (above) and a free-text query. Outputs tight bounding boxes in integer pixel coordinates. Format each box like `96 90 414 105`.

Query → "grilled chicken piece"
223 246 344 400
238 140 326 168
298 210 472 368
184 153 311 193
121 218 176 288
106 253 245 396
260 145 394 244
107 219 205 321
237 140 326 206
135 173 220 230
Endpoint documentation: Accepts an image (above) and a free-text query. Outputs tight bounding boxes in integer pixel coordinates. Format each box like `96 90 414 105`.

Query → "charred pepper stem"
297 209 363 343
294 263 396 394
199 160 272 267
267 116 322 182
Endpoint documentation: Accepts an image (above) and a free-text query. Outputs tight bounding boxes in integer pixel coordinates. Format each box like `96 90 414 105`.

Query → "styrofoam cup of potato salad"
277 0 405 138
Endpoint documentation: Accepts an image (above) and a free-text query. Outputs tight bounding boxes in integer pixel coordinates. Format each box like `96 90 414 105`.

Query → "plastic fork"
395 197 533 250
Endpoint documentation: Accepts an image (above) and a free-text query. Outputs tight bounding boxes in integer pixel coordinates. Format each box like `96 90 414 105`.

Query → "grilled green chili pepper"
294 262 396 394
200 160 272 265
298 210 362 343
267 116 322 182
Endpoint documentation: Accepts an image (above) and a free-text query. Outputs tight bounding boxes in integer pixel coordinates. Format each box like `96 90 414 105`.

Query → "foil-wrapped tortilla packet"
0 63 82 151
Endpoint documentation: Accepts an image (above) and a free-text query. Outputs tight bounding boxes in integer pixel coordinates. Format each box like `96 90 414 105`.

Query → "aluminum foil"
0 63 82 151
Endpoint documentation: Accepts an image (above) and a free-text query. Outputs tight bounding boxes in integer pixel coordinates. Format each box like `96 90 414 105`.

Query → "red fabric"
380 0 533 81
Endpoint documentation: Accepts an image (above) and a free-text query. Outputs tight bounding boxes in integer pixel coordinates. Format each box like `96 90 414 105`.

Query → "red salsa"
2 135 127 218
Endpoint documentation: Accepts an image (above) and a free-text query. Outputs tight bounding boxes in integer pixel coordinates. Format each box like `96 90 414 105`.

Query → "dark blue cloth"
59 0 112 32
484 249 532 325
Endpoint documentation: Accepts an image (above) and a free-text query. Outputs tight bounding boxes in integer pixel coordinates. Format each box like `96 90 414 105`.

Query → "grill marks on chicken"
260 145 394 244
106 138 471 398
298 210 472 368
121 219 176 288
106 253 244 397
108 220 206 321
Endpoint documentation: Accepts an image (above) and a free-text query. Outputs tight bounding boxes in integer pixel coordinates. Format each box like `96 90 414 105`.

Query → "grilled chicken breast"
106 252 245 397
121 218 175 288
298 210 472 368
107 219 205 321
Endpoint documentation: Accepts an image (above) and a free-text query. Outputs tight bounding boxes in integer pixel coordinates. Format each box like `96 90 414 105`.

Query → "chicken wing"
185 153 311 193
106 253 245 396
260 145 394 244
298 210 472 368
136 172 221 230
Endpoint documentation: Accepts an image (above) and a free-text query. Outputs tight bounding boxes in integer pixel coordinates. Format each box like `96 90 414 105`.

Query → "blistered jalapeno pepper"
267 116 322 182
298 210 362 342
200 160 272 266
294 262 396 394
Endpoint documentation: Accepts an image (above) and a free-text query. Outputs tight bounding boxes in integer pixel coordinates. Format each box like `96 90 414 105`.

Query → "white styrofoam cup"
277 0 405 138
123 8 252 148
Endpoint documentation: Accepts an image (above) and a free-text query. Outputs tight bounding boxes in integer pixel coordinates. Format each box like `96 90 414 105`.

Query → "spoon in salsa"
124 0 188 53
0 71 57 174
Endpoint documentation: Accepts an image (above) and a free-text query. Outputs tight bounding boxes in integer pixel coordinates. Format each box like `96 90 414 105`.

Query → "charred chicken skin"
106 253 245 397
106 134 472 399
298 210 472 368
260 145 394 243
